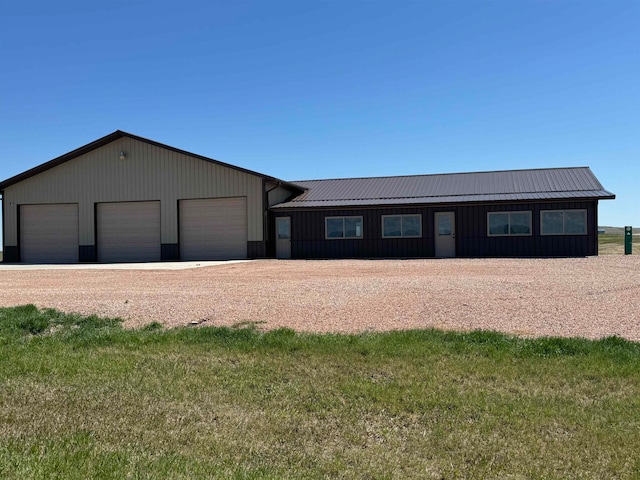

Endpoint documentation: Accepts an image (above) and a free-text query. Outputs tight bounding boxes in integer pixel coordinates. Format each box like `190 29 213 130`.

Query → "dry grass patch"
598 233 639 255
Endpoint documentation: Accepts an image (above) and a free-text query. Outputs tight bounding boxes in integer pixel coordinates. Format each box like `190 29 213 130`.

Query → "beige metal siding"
2 137 264 250
267 184 298 207
97 201 160 262
20 204 79 263
179 197 247 260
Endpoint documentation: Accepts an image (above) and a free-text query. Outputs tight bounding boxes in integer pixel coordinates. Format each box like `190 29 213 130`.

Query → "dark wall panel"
265 211 276 257
79 245 97 262
161 243 180 261
248 241 267 259
3 245 19 263
275 200 597 258
284 207 432 259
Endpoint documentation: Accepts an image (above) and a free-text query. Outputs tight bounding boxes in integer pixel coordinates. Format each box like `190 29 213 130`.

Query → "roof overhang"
271 190 616 210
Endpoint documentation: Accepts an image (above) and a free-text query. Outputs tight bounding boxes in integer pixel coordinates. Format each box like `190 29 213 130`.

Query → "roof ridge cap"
292 166 591 183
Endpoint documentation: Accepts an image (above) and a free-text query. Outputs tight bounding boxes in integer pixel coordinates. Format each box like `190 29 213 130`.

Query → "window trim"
381 214 422 238
487 211 532 237
540 209 588 236
325 216 364 240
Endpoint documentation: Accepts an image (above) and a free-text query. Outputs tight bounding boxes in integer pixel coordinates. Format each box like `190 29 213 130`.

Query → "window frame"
325 216 364 240
487 211 533 237
540 209 588 236
381 214 423 239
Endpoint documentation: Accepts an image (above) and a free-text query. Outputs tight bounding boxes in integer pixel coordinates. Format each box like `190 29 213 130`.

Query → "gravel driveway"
1 257 638 341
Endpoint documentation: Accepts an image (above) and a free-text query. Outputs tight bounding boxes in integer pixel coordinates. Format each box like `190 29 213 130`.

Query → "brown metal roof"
272 167 615 209
0 130 305 193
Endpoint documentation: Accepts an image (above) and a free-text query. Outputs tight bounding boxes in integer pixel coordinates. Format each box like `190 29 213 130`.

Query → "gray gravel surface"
1 257 638 340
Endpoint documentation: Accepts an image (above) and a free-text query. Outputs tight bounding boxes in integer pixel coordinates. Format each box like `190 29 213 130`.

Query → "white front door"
434 212 455 258
276 217 291 259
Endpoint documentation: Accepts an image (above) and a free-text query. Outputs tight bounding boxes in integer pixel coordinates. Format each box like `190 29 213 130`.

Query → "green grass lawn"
1 306 639 479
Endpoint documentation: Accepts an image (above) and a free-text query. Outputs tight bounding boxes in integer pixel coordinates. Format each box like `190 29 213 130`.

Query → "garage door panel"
97 201 160 262
180 197 247 260
20 204 79 263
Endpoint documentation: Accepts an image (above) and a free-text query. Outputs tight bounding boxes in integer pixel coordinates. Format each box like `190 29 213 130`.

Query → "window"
325 216 363 239
487 211 532 236
382 214 422 238
541 210 587 235
437 213 453 235
276 217 290 240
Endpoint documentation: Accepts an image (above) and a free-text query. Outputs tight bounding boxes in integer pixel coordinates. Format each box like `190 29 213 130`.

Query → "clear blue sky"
1 0 638 231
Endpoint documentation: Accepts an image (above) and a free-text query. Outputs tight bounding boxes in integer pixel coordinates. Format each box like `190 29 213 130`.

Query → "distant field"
1 305 639 479
598 233 639 255
599 226 635 235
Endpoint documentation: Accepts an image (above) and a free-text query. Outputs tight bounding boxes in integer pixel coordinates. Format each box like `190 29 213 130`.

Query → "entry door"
276 217 291 259
435 212 455 258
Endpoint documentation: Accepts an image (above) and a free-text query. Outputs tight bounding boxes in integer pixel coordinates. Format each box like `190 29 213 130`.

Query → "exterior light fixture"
119 151 126 161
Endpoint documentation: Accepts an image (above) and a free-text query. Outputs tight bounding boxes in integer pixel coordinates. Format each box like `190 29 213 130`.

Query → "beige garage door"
180 197 247 260
20 204 79 263
97 201 161 262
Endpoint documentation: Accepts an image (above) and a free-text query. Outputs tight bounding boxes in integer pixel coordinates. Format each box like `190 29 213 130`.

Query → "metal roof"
273 167 615 209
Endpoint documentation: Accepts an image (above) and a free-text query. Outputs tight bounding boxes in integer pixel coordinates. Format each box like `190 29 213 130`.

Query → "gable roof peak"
0 130 303 193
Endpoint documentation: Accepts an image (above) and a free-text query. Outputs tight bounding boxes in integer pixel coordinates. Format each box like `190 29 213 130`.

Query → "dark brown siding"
247 241 267 258
3 245 19 262
161 243 179 261
275 200 598 258
79 245 97 262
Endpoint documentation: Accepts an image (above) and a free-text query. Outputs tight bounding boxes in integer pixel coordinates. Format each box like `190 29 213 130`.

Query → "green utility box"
625 226 633 255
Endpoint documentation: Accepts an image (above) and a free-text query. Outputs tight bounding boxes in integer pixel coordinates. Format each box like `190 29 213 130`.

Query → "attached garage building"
0 130 615 262
0 131 302 263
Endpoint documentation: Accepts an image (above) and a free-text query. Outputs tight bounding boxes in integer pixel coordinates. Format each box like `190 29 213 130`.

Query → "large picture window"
382 214 422 238
325 216 363 239
487 211 532 236
541 210 587 235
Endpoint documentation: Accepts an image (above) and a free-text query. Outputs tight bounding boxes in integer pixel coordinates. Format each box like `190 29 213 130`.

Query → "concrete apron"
0 260 253 271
